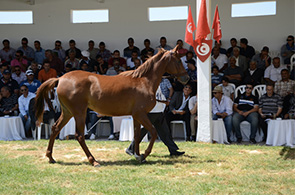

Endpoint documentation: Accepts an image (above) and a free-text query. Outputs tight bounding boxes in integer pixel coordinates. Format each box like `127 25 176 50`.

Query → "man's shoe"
89 134 96 140
249 138 257 144
237 138 242 143
125 148 134 156
170 151 185 156
108 134 115 140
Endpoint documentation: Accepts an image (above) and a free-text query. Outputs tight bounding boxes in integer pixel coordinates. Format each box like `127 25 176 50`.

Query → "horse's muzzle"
178 75 190 85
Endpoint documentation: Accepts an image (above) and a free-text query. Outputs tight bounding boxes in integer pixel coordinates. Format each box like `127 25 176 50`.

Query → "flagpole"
196 0 212 143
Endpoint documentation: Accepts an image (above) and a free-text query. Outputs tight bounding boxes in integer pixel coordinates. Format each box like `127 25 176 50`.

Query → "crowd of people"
1 35 295 145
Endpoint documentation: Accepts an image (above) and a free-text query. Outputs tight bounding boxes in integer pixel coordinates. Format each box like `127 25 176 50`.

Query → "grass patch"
0 140 295 194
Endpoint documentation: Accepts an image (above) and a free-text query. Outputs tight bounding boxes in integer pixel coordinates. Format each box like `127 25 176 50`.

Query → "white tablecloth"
112 116 131 133
212 120 228 144
266 119 295 147
59 117 87 140
0 116 26 141
119 117 148 142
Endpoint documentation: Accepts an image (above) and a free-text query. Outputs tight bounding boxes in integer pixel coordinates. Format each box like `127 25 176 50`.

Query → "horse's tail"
35 78 59 122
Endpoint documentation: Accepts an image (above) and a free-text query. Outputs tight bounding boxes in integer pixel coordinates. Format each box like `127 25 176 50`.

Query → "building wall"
0 0 293 55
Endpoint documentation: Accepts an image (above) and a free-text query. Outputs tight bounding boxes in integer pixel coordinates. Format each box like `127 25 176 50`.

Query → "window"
71 9 109 23
148 6 188 21
0 11 33 24
231 1 276 18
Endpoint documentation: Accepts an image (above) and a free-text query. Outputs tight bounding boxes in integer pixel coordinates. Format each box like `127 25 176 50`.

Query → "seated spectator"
243 61 264 86
38 60 57 83
0 86 18 116
226 38 240 57
282 85 295 119
264 57 287 85
28 61 41 80
97 42 112 62
65 63 73 74
134 58 141 69
0 39 16 63
258 84 283 140
176 39 188 57
65 39 82 59
45 49 64 76
20 70 41 93
106 60 125 76
251 46 271 70
141 39 155 62
212 85 233 142
281 35 295 64
64 50 80 70
80 62 90 72
240 38 256 63
166 84 192 141
155 36 172 54
211 66 223 89
232 47 248 72
12 66 26 85
212 40 227 55
108 50 127 68
17 37 35 64
95 55 108 74
52 40 66 62
18 85 36 136
181 51 197 70
142 50 154 63
79 51 98 72
0 69 19 95
159 77 174 101
10 50 28 72
123 37 140 58
186 59 197 95
211 46 228 72
126 50 142 70
274 69 295 98
34 40 46 65
0 62 9 78
87 40 99 61
232 83 259 144
223 57 244 86
188 94 198 141
221 77 234 100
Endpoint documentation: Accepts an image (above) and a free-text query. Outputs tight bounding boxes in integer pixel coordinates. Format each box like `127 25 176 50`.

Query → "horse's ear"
172 44 180 53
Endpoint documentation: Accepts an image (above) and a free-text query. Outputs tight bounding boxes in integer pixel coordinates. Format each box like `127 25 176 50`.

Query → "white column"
196 0 212 142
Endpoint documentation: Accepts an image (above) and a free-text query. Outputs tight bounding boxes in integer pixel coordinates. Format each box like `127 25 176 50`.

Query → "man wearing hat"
20 70 41 93
79 50 98 72
212 85 233 142
0 69 19 95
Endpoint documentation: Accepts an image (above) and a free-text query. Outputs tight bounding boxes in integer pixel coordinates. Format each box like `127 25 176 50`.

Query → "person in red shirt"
38 60 57 83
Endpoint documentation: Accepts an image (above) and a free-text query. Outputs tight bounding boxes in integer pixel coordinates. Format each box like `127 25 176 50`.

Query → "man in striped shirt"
258 84 283 140
233 83 259 144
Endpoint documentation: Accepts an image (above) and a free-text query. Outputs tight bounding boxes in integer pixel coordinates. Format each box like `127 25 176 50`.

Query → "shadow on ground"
279 147 295 160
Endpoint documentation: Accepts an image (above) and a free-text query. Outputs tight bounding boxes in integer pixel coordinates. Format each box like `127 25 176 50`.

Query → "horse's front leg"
134 114 157 161
133 119 144 162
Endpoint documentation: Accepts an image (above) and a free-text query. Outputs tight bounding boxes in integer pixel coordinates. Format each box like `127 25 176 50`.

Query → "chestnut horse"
35 45 189 166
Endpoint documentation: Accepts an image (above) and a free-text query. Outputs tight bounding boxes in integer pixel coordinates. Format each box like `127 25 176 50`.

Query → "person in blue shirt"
20 70 41 93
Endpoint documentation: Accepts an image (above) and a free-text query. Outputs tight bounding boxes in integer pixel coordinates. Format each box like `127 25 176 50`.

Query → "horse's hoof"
93 162 101 167
134 154 146 163
49 159 56 164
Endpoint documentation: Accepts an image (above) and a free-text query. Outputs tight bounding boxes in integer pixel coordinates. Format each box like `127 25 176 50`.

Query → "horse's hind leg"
74 115 100 167
46 110 71 163
133 119 142 160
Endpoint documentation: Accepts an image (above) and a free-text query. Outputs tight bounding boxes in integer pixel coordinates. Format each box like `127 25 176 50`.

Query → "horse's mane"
120 49 166 78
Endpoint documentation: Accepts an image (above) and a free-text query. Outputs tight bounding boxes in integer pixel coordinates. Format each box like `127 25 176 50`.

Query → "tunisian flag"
212 5 222 44
184 5 196 47
195 0 211 45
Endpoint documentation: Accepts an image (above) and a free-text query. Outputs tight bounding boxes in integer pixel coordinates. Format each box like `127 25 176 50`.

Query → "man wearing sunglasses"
281 35 295 64
232 83 259 144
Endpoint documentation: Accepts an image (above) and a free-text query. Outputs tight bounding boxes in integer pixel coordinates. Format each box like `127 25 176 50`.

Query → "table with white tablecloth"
212 120 229 144
59 117 87 140
119 117 148 142
0 116 26 141
266 119 295 147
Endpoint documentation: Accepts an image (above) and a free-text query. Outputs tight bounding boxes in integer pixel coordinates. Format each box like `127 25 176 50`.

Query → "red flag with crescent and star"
194 0 212 62
184 5 196 48
212 5 222 44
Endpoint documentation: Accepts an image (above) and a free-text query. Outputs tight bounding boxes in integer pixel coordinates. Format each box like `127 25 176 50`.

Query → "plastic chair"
170 120 186 140
252 84 266 98
32 118 54 140
290 53 295 72
234 85 246 98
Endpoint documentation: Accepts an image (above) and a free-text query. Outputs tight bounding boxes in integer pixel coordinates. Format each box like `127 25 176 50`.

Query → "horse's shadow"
55 154 223 167
279 146 295 160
